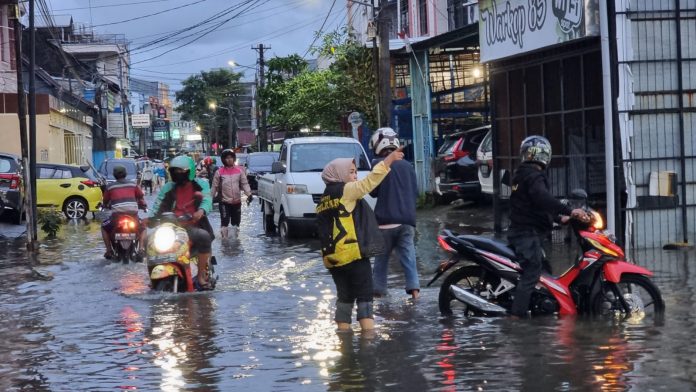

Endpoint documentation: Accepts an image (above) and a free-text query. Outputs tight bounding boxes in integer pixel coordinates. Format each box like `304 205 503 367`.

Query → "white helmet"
369 127 400 156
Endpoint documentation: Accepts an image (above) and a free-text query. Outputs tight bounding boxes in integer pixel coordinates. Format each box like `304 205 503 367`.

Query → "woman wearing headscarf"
316 147 404 332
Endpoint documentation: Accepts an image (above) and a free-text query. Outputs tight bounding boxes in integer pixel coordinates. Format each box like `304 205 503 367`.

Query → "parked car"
433 125 490 203
0 152 24 224
476 128 511 199
36 163 103 219
98 158 139 185
245 152 279 191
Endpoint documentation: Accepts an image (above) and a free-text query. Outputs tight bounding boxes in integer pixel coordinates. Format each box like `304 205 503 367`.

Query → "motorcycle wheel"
592 274 665 322
439 265 501 316
154 276 180 293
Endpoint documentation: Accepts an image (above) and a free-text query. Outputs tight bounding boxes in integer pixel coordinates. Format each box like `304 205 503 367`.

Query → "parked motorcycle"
109 213 143 264
145 212 217 292
428 189 665 321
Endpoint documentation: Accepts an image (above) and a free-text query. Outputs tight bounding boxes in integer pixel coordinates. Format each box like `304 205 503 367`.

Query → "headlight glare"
153 226 176 252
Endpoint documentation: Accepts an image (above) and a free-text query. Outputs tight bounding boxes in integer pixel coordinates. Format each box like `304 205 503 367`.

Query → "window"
290 143 370 172
418 0 428 36
39 167 55 179
0 157 14 173
400 0 409 36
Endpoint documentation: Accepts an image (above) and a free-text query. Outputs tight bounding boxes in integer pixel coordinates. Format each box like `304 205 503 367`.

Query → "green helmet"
168 155 196 181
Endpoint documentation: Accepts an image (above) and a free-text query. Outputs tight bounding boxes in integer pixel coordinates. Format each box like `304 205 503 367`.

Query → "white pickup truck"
257 136 375 239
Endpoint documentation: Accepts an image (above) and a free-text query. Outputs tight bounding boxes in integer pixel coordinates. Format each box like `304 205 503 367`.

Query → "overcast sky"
45 0 345 91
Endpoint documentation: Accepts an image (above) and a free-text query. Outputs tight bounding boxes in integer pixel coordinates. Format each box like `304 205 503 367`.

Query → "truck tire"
279 213 294 240
262 201 276 234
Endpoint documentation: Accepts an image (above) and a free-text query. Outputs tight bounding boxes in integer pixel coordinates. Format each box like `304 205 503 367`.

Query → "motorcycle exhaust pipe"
449 285 507 314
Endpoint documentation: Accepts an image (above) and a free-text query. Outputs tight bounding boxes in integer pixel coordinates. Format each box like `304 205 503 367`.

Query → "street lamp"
209 101 236 149
228 60 255 70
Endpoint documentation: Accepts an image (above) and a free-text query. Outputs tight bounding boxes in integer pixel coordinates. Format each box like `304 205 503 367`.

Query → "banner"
479 0 599 63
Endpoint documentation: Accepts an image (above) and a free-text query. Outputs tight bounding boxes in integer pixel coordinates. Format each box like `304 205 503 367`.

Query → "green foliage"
174 69 244 144
38 207 63 238
259 28 378 131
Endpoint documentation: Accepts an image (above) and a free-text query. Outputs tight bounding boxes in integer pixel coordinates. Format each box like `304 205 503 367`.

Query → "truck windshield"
290 143 370 172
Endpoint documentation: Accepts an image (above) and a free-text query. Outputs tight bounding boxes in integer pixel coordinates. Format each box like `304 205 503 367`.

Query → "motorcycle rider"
101 165 148 259
508 135 588 318
149 155 215 290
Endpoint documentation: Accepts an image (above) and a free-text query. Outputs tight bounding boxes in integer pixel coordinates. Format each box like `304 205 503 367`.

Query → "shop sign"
131 114 151 128
479 0 599 63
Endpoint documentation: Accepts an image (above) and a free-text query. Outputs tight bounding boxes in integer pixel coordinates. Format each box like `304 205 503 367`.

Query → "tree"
175 69 243 149
258 30 378 132
316 29 378 128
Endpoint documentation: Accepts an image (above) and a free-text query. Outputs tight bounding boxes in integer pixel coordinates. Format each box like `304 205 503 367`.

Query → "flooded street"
0 200 695 391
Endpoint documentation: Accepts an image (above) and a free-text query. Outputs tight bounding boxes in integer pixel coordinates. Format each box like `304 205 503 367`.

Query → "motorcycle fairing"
538 275 577 315
602 260 654 283
150 264 182 280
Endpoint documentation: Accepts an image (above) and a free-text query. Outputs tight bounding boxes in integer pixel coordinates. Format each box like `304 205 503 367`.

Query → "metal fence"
616 0 696 249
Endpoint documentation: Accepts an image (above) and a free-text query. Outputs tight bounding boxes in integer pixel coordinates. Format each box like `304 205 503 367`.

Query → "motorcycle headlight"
153 226 176 253
591 210 604 230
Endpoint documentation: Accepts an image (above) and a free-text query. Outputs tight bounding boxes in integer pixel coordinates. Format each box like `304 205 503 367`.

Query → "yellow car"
37 163 104 219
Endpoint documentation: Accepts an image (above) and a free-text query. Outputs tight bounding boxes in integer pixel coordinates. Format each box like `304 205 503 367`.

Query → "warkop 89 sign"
479 0 599 63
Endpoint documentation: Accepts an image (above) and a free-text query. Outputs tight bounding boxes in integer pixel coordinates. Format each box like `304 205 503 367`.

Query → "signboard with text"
479 0 599 63
131 114 151 128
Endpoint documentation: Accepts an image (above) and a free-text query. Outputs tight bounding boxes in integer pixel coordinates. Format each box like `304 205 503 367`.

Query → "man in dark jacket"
369 128 421 300
508 135 588 318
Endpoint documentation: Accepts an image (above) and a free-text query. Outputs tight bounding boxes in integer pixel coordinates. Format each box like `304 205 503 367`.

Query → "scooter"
145 212 217 292
110 213 142 263
428 189 665 321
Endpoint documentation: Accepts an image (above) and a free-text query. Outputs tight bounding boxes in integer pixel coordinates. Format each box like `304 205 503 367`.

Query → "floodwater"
0 200 694 391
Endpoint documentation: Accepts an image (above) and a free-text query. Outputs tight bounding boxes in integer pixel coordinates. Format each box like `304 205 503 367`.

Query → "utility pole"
11 2 37 250
253 43 269 151
118 58 129 147
227 99 237 148
370 1 381 127
377 9 391 127
28 0 38 249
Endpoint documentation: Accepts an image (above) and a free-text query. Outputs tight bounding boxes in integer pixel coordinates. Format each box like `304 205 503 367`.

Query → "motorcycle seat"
457 235 517 260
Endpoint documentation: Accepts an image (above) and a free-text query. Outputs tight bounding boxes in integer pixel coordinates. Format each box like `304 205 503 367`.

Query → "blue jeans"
372 225 420 295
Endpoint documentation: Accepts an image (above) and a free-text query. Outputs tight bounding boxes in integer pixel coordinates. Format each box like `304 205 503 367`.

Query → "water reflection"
0 204 695 390
146 295 221 391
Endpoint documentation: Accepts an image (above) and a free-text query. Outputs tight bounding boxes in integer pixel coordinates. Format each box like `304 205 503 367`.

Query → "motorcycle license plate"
149 253 177 264
115 233 137 240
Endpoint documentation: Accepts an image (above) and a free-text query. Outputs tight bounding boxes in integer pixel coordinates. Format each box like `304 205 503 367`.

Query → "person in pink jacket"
211 149 253 238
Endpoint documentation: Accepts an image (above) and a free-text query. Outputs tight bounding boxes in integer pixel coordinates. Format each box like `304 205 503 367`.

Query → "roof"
409 23 480 52
285 136 362 145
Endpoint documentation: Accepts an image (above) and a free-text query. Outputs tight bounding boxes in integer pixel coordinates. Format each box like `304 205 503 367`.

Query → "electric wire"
91 0 208 28
302 0 337 58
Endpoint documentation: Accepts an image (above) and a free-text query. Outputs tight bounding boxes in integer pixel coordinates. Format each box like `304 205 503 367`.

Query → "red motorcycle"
110 213 142 263
429 190 665 321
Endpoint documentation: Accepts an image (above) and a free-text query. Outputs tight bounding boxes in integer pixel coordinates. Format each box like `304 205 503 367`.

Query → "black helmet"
220 149 236 161
520 135 552 167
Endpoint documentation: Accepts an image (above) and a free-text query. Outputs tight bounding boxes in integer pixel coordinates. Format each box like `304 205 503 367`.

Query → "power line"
92 0 208 28
130 0 270 65
52 0 172 11
302 0 337 58
134 9 342 69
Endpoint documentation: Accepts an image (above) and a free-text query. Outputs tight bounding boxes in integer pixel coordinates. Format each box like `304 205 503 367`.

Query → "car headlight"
286 184 308 194
153 226 176 252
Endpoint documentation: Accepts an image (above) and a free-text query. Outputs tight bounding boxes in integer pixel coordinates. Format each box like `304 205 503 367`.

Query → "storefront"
478 0 604 232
